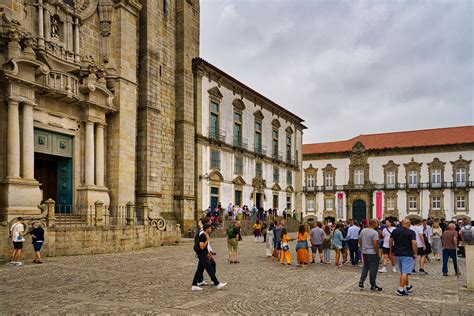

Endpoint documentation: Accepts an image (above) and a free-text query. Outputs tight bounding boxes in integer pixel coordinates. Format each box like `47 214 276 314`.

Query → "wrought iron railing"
254 145 267 156
208 128 226 142
233 137 248 150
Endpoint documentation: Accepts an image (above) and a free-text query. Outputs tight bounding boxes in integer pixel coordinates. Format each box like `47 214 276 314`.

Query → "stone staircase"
54 214 89 227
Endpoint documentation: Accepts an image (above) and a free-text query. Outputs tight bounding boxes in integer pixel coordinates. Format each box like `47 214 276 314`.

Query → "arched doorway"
352 200 366 224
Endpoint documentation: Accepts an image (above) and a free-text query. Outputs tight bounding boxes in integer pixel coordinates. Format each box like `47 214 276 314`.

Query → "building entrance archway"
352 199 366 224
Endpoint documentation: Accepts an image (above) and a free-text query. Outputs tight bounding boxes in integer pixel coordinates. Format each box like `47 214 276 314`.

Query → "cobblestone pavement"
0 236 472 315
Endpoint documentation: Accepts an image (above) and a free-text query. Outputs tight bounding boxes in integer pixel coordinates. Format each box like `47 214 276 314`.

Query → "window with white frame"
210 150 220 169
386 171 396 187
408 196 417 210
325 174 334 188
307 199 315 211
386 197 395 211
456 168 466 186
432 196 441 210
256 162 263 177
273 167 279 183
408 170 418 186
354 169 364 185
431 169 441 186
307 175 315 188
325 198 334 210
456 196 466 210
234 156 243 175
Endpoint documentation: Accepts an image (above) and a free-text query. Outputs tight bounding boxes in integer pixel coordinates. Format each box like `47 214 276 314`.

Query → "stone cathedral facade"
0 0 200 232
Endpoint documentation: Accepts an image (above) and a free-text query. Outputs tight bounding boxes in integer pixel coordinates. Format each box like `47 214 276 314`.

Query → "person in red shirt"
441 223 460 276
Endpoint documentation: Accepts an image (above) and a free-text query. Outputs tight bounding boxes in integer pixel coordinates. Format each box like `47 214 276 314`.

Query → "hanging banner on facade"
375 191 383 219
337 192 344 219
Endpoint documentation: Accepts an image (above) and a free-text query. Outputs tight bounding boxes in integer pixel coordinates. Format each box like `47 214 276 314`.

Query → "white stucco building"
302 126 474 222
193 59 306 215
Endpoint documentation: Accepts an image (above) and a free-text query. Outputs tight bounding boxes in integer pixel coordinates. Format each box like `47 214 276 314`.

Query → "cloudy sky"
200 0 473 144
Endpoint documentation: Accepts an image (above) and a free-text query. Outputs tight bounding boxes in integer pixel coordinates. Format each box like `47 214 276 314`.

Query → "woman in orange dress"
296 224 309 267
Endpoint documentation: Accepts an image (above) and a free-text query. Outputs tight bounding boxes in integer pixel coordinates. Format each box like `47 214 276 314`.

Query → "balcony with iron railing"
254 144 267 156
233 136 248 150
272 150 283 161
209 128 226 142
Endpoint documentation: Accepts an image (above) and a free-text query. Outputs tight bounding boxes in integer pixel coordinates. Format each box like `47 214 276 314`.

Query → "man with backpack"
227 221 241 264
460 219 473 243
195 218 216 287
192 223 227 291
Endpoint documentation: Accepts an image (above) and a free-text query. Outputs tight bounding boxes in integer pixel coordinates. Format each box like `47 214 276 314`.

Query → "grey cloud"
201 0 473 143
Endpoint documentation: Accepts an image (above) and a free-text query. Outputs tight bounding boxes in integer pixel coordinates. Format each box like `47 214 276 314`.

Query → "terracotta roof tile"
303 126 474 155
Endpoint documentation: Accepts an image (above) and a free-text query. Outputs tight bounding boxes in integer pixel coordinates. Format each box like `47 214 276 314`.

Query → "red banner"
375 191 383 219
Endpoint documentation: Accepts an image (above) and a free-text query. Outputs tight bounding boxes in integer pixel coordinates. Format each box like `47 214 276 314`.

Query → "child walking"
280 228 294 266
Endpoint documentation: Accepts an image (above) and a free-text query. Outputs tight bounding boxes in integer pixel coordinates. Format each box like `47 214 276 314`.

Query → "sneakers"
443 272 448 276
358 281 364 289
392 267 397 273
14 262 24 267
370 285 383 292
191 286 203 291
378 267 387 273
216 282 227 290
418 268 428 275
197 281 208 286
396 289 408 296
406 285 413 293
411 269 417 275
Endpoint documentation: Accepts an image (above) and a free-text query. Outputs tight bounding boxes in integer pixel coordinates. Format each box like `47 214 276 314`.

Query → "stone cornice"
303 143 474 161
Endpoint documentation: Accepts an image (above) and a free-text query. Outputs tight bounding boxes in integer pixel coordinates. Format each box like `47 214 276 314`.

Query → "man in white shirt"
347 220 361 266
410 218 427 274
10 217 25 267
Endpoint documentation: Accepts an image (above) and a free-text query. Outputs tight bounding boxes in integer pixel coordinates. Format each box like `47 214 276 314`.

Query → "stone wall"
0 225 180 262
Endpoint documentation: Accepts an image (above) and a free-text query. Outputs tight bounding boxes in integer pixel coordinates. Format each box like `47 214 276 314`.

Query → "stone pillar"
95 123 104 187
94 200 104 226
84 121 95 185
73 17 80 63
45 198 56 228
7 99 20 179
466 243 474 290
37 0 45 48
22 102 34 180
126 201 135 225
44 9 50 42
142 205 149 226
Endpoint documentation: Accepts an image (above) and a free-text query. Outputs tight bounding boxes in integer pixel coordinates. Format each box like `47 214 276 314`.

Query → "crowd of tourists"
261 216 472 295
204 203 300 224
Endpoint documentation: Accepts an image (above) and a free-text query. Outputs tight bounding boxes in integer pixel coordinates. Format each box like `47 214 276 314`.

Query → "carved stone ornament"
74 0 100 20
148 208 167 231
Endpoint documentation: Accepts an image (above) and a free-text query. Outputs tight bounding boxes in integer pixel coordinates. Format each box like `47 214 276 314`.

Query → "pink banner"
337 193 343 219
375 191 383 219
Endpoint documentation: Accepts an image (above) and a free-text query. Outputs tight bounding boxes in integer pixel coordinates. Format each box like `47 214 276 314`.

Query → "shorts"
276 241 282 250
382 247 391 255
311 244 323 254
418 247 425 256
13 242 23 250
342 240 348 249
33 241 43 252
227 239 238 252
396 256 415 274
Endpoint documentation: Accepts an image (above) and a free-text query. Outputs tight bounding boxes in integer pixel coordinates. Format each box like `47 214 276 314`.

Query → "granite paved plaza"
0 236 473 315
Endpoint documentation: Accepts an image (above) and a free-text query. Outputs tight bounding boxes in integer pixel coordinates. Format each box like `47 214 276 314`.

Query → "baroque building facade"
302 126 474 222
193 59 305 216
0 0 201 232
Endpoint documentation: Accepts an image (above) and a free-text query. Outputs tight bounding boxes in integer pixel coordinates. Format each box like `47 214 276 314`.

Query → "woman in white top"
266 222 275 257
378 220 397 273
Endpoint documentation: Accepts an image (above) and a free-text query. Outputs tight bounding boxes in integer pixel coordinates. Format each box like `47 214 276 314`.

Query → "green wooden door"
57 157 73 209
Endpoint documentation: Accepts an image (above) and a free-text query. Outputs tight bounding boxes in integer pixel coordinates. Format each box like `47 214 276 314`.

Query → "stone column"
22 102 35 180
466 243 474 289
84 121 95 185
7 99 20 178
95 123 104 187
73 17 80 63
44 9 50 42
37 0 45 48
